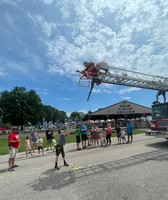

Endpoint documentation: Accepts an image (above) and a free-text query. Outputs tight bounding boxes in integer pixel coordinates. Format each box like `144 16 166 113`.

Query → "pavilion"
83 100 152 128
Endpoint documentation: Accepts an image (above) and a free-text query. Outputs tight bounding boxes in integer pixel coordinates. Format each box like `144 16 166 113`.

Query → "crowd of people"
75 121 134 151
7 121 134 171
7 126 69 171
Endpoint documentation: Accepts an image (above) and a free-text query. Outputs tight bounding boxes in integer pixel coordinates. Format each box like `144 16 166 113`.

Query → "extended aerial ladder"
77 61 168 101
100 66 168 91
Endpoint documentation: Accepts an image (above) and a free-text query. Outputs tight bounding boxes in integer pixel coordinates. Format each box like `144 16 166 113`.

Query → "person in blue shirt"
127 121 134 143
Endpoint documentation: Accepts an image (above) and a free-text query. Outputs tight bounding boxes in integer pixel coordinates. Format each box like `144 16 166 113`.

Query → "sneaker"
12 164 19 168
64 163 69 167
55 166 60 170
8 168 14 171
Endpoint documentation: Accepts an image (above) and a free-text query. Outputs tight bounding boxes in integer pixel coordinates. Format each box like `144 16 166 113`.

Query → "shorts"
81 134 87 141
56 145 65 157
47 139 52 145
37 146 44 151
8 146 18 159
76 135 81 143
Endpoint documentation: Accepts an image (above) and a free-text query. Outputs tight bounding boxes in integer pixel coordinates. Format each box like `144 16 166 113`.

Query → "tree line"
0 87 68 130
0 87 93 130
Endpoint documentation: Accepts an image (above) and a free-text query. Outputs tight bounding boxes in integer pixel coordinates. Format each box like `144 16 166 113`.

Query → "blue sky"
0 0 168 116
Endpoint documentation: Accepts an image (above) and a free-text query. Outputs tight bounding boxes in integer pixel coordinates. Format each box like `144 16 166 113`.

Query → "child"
52 137 57 152
120 128 127 144
36 135 45 155
74 125 81 151
54 129 69 170
25 135 33 156
101 128 106 146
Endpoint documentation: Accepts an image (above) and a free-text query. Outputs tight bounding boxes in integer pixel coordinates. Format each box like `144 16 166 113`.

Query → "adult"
77 62 99 79
45 127 54 151
8 127 21 171
127 121 134 143
80 121 88 149
105 123 112 145
30 128 38 153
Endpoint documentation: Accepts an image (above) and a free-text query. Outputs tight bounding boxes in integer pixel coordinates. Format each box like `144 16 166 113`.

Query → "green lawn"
0 129 144 155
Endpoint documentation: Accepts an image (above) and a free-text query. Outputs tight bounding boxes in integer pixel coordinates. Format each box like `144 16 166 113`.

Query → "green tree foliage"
43 105 67 123
69 111 85 121
0 87 68 128
0 87 43 129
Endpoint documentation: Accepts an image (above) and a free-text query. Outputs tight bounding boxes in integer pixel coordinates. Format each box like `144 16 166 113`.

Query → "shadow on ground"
28 147 168 191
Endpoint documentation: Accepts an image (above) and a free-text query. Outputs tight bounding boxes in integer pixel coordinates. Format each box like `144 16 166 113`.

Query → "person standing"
75 125 81 151
80 121 88 149
127 121 134 143
45 127 54 151
54 129 69 170
8 127 21 171
120 128 127 144
36 135 45 156
90 124 100 147
25 135 33 156
116 124 121 144
30 128 38 153
105 123 112 145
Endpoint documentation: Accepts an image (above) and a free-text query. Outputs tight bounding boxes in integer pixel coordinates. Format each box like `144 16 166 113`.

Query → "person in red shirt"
8 127 21 171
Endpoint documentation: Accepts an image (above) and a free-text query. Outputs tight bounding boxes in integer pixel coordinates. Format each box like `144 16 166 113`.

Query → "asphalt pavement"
1 133 168 200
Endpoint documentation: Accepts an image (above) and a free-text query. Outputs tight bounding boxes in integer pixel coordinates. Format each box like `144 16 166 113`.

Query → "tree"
42 105 67 123
0 87 43 129
69 112 85 121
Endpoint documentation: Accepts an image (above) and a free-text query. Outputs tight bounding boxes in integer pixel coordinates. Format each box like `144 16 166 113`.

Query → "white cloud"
28 13 56 37
59 98 71 101
42 0 54 5
123 96 131 100
118 87 141 95
41 0 168 82
0 67 9 78
0 0 21 6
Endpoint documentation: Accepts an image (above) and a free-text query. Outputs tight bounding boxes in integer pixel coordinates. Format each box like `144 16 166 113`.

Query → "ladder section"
102 66 168 91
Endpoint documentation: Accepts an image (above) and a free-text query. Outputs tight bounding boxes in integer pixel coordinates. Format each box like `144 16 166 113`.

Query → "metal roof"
84 100 152 120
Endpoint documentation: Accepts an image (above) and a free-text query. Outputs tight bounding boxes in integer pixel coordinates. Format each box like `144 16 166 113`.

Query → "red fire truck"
150 102 168 131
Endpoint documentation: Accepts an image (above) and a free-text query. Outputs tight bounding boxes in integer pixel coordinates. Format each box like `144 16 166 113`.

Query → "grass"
0 129 145 155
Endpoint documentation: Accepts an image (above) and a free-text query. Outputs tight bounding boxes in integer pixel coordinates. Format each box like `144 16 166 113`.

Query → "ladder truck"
77 61 168 138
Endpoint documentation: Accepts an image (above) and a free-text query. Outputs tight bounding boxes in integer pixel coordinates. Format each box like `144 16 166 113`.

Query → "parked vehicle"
146 102 168 139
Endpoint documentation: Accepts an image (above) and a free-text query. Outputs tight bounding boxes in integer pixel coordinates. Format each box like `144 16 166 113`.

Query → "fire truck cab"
146 102 168 138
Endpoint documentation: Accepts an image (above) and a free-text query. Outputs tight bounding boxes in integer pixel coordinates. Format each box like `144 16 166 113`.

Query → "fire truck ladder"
77 62 168 100
100 66 168 91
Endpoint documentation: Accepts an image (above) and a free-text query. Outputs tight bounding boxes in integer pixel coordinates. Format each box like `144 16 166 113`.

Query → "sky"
0 0 168 116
